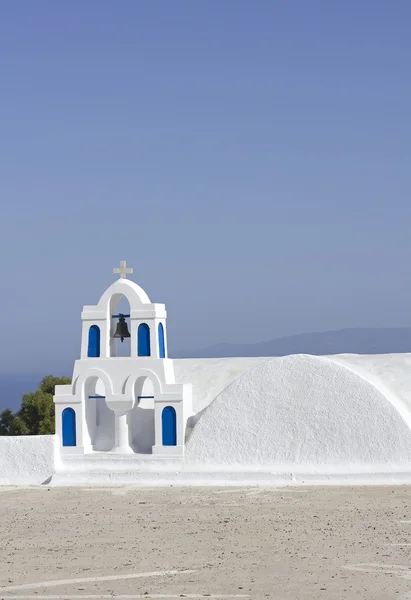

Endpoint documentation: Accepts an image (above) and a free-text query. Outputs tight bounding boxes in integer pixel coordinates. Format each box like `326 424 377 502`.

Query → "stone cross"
113 260 133 279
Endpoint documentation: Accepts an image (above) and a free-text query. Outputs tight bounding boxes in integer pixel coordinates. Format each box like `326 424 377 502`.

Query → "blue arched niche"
138 323 151 356
158 323 165 358
62 408 76 447
162 406 177 446
88 325 100 357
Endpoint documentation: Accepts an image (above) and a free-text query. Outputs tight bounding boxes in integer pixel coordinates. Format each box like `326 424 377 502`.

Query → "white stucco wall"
173 358 270 413
331 353 411 415
4 353 411 485
185 354 411 467
0 435 55 485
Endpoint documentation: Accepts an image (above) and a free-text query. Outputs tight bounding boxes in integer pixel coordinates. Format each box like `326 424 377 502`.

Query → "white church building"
54 261 193 459
4 259 411 485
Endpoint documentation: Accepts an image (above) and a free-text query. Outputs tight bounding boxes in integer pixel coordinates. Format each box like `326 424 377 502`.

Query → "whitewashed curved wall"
173 357 269 413
185 355 411 466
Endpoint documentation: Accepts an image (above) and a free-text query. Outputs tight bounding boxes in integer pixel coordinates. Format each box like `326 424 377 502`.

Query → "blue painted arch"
162 406 177 446
158 323 165 358
62 408 76 447
88 325 100 357
138 323 151 356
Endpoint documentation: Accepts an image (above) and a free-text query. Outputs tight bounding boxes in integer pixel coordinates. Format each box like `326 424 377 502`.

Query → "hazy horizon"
2 324 411 413
1 1 411 374
0 325 410 375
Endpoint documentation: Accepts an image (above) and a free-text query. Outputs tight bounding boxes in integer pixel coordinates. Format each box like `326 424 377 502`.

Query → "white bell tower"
54 261 193 458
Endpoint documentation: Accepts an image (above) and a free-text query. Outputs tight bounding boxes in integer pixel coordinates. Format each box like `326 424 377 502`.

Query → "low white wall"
0 435 55 485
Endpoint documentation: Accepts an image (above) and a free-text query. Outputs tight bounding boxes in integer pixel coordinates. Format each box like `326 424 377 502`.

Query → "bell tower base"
152 444 185 457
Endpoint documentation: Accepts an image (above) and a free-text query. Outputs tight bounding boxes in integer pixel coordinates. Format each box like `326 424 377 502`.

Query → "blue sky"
0 1 410 373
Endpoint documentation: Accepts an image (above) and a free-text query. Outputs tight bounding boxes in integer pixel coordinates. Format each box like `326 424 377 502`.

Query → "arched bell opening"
128 376 155 453
138 323 151 357
158 323 166 358
87 325 101 357
83 376 113 451
109 294 131 358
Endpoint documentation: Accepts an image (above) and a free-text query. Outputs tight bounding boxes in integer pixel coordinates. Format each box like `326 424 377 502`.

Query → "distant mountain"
179 327 411 358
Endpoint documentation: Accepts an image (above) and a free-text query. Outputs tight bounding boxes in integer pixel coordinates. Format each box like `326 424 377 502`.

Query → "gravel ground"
1 485 411 599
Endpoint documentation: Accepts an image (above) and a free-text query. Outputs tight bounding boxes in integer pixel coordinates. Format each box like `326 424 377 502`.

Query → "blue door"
138 323 151 356
162 406 177 446
62 408 76 447
158 323 165 358
88 325 100 357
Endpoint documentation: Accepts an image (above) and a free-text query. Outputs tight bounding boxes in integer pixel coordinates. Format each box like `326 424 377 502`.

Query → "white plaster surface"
173 357 270 413
0 435 55 485
185 354 411 466
4 353 411 485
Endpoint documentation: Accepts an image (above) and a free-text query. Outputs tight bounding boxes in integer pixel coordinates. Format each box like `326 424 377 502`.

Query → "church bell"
113 314 131 342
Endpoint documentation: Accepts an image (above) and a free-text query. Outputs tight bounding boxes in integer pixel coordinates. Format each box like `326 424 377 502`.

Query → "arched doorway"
84 376 113 451
162 406 177 446
128 376 155 453
62 408 76 447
